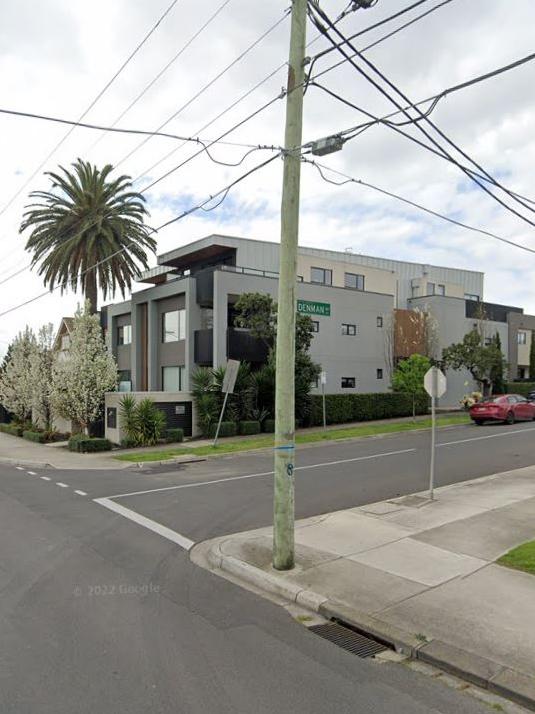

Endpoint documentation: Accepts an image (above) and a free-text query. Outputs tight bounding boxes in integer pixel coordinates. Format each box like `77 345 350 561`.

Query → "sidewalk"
200 466 535 709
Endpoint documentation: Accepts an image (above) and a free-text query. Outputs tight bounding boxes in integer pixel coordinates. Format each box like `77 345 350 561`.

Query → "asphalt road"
1 419 533 713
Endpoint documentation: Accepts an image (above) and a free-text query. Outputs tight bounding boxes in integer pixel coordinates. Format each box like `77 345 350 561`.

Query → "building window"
341 323 358 336
465 293 480 301
341 377 356 389
426 282 435 295
344 272 365 291
311 320 320 333
518 331 527 345
61 334 70 350
162 366 185 391
411 285 420 298
118 370 132 392
376 316 383 328
162 309 186 342
376 368 383 379
117 324 132 346
311 267 332 285
518 367 527 380
437 284 445 296
484 337 492 346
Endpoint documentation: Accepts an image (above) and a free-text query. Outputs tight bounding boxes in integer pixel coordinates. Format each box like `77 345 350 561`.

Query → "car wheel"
474 420 484 426
505 411 515 425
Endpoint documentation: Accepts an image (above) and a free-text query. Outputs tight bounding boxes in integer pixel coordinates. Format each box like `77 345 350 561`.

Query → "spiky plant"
20 159 155 313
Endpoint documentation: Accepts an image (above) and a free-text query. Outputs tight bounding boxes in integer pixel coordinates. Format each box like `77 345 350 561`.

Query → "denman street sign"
297 299 331 317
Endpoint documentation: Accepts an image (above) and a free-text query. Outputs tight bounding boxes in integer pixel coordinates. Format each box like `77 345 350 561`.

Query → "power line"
304 158 535 257
86 0 234 155
308 3 535 228
115 9 290 168
0 154 280 319
0 0 181 218
0 264 31 287
0 107 277 152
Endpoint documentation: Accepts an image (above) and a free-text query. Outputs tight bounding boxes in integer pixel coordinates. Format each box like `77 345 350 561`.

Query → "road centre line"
74 490 87 496
27 471 36 475
40 476 51 481
94 497 194 550
438 426 535 447
15 466 24 471
104 448 417 500
56 482 68 488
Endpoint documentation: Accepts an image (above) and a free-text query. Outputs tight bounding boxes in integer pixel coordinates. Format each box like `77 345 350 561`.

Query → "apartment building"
102 234 496 437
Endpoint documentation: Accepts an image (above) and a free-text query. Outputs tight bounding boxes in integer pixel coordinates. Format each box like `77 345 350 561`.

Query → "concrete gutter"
201 537 535 712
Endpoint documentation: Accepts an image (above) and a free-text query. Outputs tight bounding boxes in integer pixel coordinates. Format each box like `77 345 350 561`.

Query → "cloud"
1 0 535 351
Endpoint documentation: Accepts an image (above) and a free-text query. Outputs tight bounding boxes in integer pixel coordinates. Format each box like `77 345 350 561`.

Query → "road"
1 419 533 713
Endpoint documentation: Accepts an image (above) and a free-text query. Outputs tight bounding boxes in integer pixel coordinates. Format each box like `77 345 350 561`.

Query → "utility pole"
273 0 307 571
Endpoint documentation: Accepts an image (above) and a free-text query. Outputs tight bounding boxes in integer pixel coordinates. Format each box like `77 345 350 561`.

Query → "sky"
1 0 535 352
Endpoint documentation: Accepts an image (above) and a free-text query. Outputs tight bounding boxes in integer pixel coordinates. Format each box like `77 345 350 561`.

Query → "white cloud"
1 0 535 352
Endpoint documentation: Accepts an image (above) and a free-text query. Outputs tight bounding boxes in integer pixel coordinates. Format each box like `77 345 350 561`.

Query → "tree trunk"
84 271 98 314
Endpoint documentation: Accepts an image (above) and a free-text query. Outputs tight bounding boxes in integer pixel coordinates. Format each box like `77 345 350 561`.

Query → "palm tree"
20 159 156 313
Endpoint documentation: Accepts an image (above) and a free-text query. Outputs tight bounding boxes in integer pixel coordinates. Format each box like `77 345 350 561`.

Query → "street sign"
320 370 327 385
222 359 240 394
297 299 331 317
424 367 446 398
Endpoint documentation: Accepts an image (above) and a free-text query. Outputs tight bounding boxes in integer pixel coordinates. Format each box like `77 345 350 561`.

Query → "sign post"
320 371 327 429
424 366 447 500
213 359 240 447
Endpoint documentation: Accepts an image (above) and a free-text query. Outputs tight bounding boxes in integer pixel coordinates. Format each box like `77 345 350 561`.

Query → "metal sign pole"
213 391 230 448
322 381 326 430
429 392 436 500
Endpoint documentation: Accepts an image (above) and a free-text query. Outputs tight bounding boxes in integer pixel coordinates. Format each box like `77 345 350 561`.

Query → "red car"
469 394 535 425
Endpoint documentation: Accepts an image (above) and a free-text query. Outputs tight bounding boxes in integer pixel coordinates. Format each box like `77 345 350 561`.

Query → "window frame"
376 316 383 328
437 284 446 296
341 323 357 336
344 272 365 291
117 324 132 346
117 369 132 392
518 331 527 345
310 266 332 285
162 309 186 343
162 365 185 392
341 377 356 389
311 320 320 333
376 368 383 379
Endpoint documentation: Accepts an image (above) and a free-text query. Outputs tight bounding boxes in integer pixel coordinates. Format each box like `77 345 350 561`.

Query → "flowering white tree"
0 327 37 423
30 323 55 431
51 303 117 435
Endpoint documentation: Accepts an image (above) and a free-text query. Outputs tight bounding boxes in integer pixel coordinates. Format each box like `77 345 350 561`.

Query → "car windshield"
479 398 502 404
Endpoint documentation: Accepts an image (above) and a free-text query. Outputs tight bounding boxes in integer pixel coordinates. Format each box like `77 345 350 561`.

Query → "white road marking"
27 471 37 475
74 490 87 496
40 476 51 481
16 466 24 471
56 482 68 488
94 497 194 550
438 426 535 448
104 448 417 500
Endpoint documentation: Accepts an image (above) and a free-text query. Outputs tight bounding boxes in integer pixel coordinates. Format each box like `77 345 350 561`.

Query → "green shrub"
209 421 237 438
506 382 535 396
263 418 275 433
308 392 429 427
119 395 167 446
0 423 23 437
239 420 261 435
165 428 184 443
120 436 138 449
69 436 112 453
23 430 46 443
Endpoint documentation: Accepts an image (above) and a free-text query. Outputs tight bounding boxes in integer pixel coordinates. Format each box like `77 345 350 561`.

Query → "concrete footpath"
200 466 535 710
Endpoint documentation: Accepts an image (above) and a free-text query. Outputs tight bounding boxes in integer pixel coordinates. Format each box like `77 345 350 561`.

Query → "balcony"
194 329 213 365
227 328 269 363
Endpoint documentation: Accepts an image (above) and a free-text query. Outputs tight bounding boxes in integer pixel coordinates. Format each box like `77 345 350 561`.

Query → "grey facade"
102 234 528 408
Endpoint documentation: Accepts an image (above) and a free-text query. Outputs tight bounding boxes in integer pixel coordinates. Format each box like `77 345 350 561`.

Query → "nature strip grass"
114 414 470 463
497 540 535 575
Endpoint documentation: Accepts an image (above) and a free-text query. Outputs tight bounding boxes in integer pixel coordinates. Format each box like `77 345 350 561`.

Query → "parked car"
527 390 535 402
469 395 535 425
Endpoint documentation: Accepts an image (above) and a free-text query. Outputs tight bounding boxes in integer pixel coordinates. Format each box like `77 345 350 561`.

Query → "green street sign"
297 299 331 317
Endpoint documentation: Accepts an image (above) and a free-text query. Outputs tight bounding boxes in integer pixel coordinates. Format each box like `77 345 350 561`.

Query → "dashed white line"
27 471 37 475
15 466 24 471
74 490 87 496
40 476 51 481
56 482 69 488
94 497 194 550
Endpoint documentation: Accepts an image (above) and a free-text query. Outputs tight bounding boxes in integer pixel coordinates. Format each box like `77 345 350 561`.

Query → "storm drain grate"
309 622 389 658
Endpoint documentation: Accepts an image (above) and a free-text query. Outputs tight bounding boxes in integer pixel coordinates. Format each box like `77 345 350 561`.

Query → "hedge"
0 423 23 437
308 392 430 427
23 430 46 443
165 428 184 443
68 436 112 453
239 420 261 436
506 382 535 396
263 419 275 433
208 421 237 438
